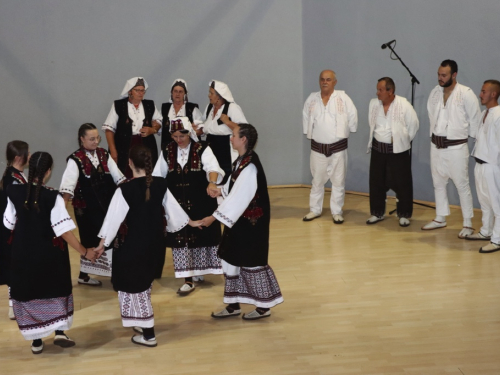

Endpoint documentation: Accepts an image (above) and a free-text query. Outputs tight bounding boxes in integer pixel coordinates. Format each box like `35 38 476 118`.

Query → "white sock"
463 218 472 227
435 215 446 222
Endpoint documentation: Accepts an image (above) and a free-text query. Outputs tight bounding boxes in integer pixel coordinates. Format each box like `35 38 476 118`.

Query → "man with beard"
467 80 500 253
422 60 481 237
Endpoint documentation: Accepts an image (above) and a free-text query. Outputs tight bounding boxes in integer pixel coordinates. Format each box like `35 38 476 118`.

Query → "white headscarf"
209 80 234 103
120 77 149 99
170 116 199 142
170 78 188 103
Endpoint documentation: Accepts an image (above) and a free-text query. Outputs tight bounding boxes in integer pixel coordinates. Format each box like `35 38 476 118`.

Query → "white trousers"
430 143 473 218
309 149 347 215
474 163 500 243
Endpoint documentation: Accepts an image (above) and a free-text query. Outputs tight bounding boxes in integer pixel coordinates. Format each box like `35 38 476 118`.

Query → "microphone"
381 40 396 49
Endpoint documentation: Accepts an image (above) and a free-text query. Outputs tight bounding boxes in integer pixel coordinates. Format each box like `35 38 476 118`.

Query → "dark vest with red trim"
218 151 270 267
164 141 221 248
67 148 115 213
160 102 199 149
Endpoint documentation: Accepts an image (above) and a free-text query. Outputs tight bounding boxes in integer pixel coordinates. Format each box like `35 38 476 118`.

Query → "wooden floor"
1 187 500 375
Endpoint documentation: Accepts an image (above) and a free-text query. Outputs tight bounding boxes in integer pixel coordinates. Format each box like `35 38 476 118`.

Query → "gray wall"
2 0 500 208
303 0 500 207
0 0 304 186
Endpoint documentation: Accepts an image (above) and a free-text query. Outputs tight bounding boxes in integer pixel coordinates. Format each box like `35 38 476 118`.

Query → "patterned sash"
371 138 393 154
431 133 468 149
311 138 348 157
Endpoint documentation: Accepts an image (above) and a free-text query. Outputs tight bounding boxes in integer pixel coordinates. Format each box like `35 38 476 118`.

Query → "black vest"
164 141 220 248
7 185 72 301
0 167 26 286
67 148 115 213
218 151 270 267
113 98 158 173
67 149 117 247
112 177 168 293
205 103 233 181
205 102 231 124
160 102 199 149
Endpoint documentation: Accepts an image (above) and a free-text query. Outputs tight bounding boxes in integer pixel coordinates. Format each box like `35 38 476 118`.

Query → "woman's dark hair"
0 140 29 191
238 123 258 153
170 129 190 135
210 81 226 104
24 151 53 212
78 123 97 147
171 81 189 102
129 144 153 202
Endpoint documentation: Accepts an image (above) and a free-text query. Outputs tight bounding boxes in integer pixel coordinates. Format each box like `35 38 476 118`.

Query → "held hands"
199 215 216 227
189 219 203 230
93 238 106 259
207 185 221 198
206 183 220 197
84 247 98 263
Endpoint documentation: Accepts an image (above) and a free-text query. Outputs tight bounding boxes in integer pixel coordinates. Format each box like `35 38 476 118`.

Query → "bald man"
467 80 500 253
302 70 358 224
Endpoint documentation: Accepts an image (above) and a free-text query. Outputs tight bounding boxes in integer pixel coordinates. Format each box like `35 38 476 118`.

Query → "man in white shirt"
366 77 419 227
465 80 500 253
302 70 358 224
423 60 482 238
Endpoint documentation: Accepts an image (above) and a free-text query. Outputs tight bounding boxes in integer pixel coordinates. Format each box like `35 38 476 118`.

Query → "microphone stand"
382 43 430 215
383 43 420 106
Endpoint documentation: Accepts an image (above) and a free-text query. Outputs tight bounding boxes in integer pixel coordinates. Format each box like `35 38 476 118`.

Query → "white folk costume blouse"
472 106 500 166
367 95 419 154
202 103 247 136
167 103 204 126
201 103 247 164
213 161 258 228
4 195 75 237
97 187 189 247
59 149 125 197
303 90 358 143
102 102 163 136
152 144 224 183
427 82 481 140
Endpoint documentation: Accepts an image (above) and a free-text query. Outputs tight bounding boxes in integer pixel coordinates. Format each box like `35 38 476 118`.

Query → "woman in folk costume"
153 117 224 295
3 152 98 354
160 79 204 150
201 124 283 320
0 141 29 321
103 77 162 178
95 144 198 347
200 80 248 183
60 124 125 286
